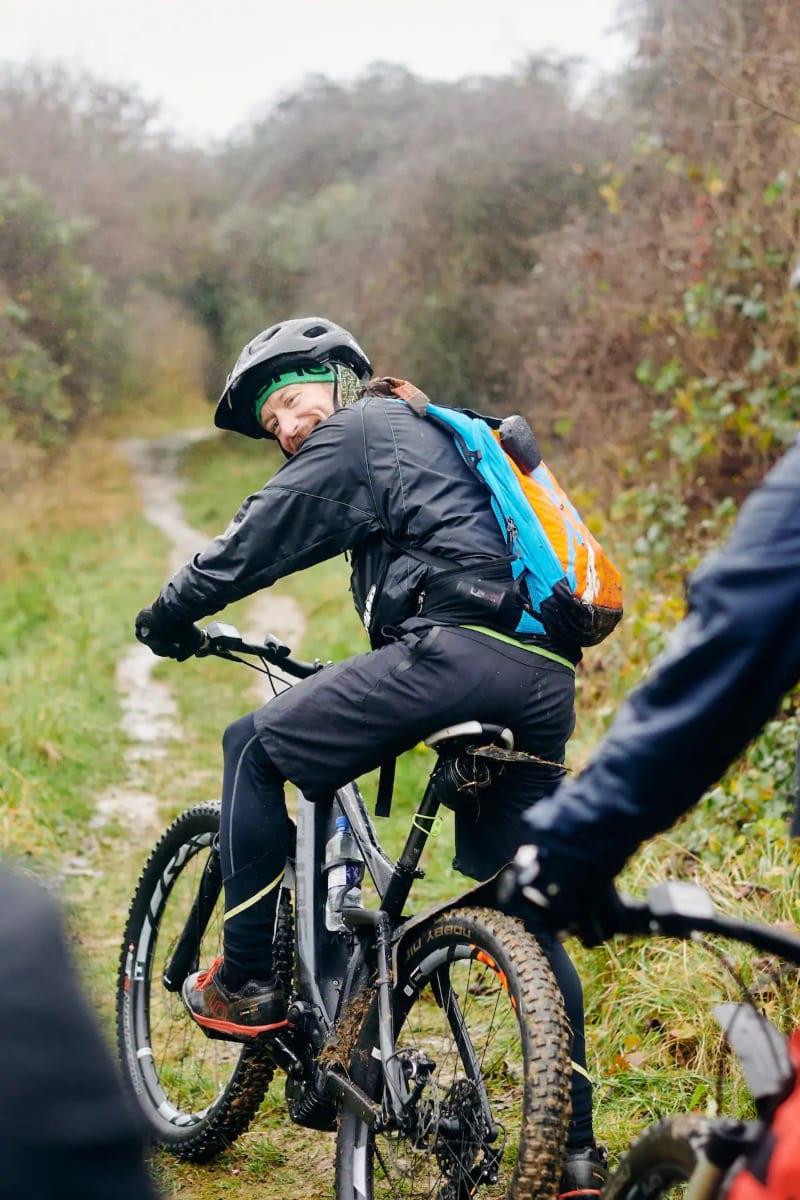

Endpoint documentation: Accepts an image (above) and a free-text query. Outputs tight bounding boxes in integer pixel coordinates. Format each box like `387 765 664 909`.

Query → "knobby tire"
603 1115 713 1200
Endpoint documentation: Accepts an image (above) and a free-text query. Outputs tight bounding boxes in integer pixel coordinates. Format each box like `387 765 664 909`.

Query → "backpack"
380 378 623 648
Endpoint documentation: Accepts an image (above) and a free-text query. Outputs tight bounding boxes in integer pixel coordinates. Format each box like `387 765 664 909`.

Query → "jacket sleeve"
523 437 800 882
156 412 381 623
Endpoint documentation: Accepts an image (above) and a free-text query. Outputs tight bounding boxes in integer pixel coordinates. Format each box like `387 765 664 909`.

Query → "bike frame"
294 740 484 1120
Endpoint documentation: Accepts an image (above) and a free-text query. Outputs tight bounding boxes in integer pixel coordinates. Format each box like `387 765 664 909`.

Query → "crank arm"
323 1070 382 1128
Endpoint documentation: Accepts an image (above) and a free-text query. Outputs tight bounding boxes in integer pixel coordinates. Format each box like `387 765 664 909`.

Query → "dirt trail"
93 430 306 831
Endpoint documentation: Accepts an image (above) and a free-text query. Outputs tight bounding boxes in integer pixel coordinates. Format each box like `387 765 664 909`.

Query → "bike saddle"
424 720 514 756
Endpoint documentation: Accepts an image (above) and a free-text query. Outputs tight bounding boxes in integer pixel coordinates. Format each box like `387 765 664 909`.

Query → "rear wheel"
335 905 571 1199
603 1116 712 1200
116 802 292 1161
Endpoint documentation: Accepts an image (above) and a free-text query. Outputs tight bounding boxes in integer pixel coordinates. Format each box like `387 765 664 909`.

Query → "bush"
0 178 125 444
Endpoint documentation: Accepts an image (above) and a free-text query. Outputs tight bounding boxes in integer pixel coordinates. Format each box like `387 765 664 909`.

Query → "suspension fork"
162 838 223 992
686 1119 764 1200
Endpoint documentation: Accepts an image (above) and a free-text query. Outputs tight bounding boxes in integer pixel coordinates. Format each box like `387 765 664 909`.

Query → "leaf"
635 358 653 385
688 1082 709 1110
625 1050 647 1068
598 184 622 215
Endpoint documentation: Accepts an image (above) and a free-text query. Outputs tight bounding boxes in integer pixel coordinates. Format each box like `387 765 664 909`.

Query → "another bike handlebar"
195 620 326 681
579 879 800 964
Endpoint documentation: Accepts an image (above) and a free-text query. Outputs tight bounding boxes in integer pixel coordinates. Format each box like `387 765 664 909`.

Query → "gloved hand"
497 842 625 948
134 602 203 662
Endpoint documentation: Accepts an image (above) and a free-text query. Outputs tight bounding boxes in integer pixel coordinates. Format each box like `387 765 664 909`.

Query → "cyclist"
0 865 161 1200
506 435 800 937
135 316 605 1190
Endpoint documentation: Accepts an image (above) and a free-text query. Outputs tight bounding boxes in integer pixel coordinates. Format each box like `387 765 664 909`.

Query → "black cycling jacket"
157 396 525 648
523 435 800 882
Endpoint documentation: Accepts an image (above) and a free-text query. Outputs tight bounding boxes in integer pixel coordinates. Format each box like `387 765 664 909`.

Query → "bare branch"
690 53 800 126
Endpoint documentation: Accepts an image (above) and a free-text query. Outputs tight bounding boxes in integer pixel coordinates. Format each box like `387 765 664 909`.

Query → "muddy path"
93 430 306 831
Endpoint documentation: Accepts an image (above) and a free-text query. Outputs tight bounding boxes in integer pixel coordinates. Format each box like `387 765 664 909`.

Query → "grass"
3 412 800 1198
0 433 170 867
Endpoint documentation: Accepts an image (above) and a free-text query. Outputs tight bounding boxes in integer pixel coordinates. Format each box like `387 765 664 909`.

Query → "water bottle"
323 815 365 933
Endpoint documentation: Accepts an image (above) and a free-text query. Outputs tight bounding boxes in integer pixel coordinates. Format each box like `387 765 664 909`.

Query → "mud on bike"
519 880 800 1200
116 622 571 1200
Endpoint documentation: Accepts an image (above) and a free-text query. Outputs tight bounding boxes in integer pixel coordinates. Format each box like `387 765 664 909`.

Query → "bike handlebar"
584 880 800 964
195 620 325 680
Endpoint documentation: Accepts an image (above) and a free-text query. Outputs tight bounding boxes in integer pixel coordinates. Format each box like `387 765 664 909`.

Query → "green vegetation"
0 435 168 865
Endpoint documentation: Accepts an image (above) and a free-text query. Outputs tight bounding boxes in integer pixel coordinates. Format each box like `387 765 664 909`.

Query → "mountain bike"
116 621 571 1200
551 881 800 1200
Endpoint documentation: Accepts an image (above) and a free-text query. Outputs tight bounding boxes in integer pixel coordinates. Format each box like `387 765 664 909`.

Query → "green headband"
254 364 336 422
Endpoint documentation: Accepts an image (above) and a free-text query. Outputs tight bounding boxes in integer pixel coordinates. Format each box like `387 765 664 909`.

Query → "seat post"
379 761 450 921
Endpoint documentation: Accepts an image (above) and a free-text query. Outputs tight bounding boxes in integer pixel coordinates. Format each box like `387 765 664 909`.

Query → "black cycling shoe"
559 1144 609 1199
181 955 288 1042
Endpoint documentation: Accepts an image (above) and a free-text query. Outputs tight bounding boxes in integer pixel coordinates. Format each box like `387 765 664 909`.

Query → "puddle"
93 431 307 830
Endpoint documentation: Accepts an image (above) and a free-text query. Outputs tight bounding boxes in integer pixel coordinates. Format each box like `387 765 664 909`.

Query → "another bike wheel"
335 905 570 1200
116 802 288 1161
603 1116 713 1200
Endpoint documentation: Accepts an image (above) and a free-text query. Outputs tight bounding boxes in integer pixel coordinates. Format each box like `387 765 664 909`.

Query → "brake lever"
194 630 212 657
264 633 291 659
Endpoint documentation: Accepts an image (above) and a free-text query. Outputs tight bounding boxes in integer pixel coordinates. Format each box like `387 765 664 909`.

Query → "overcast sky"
2 0 632 143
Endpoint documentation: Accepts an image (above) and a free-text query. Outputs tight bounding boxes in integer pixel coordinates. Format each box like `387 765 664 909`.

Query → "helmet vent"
302 324 329 338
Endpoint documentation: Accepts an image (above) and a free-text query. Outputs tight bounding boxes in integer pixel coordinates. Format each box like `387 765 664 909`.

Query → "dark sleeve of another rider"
522 435 800 886
0 866 162 1200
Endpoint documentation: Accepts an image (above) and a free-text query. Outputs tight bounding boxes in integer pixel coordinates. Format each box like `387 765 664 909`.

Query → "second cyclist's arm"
523 437 800 882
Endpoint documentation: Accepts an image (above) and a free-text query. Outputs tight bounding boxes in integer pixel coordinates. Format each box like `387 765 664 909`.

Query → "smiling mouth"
286 426 312 452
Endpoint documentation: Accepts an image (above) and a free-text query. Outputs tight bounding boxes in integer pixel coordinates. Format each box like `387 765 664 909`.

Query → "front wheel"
116 802 291 1161
335 905 571 1200
603 1116 713 1200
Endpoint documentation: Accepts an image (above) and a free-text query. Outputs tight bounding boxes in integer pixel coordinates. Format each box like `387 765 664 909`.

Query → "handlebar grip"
608 895 652 937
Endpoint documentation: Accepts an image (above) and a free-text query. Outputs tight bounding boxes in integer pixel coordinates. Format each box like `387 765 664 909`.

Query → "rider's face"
258 381 336 455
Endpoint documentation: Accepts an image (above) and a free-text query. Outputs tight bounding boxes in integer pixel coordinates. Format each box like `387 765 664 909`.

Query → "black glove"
497 843 625 948
134 602 203 662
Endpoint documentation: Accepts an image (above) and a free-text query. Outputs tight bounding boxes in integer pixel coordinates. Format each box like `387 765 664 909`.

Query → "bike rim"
121 828 248 1129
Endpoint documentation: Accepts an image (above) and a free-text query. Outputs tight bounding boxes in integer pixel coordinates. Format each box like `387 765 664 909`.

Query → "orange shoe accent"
190 1011 290 1039
559 1191 602 1199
